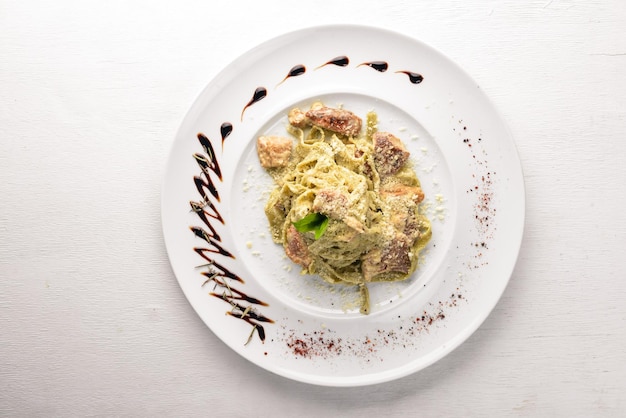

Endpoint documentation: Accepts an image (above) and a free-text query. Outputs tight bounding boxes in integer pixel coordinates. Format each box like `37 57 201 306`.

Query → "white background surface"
1 0 625 416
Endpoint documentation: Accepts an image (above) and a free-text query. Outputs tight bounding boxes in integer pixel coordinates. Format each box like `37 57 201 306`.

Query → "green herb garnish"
293 212 329 240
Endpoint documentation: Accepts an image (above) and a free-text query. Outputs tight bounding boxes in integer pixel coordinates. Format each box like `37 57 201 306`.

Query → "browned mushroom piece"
383 184 425 241
312 189 349 220
305 106 362 137
284 224 312 267
256 136 292 168
372 132 410 176
361 234 412 281
288 108 308 128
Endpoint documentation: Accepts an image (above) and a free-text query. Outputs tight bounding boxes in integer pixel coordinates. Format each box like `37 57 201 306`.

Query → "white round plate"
162 25 525 387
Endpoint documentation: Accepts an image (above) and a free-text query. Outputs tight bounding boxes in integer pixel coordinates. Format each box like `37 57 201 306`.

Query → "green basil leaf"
314 216 329 240
293 212 329 240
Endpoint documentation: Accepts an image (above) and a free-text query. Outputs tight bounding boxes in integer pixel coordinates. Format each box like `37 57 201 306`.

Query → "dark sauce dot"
317 55 349 69
288 64 306 77
241 87 267 121
397 70 424 84
249 87 267 104
220 122 233 146
278 64 306 86
359 61 388 72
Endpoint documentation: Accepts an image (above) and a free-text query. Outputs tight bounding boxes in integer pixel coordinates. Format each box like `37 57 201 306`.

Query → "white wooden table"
2 1 625 416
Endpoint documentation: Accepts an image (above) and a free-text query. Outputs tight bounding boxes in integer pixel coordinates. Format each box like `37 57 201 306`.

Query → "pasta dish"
257 103 431 314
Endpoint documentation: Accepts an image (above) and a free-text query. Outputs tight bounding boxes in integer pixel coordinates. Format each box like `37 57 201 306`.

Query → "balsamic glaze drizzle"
195 249 241 282
358 61 388 72
397 70 424 84
278 64 306 86
190 132 273 343
190 227 234 258
240 87 267 121
212 286 270 307
196 133 222 179
193 159 220 204
317 55 349 69
190 199 223 227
